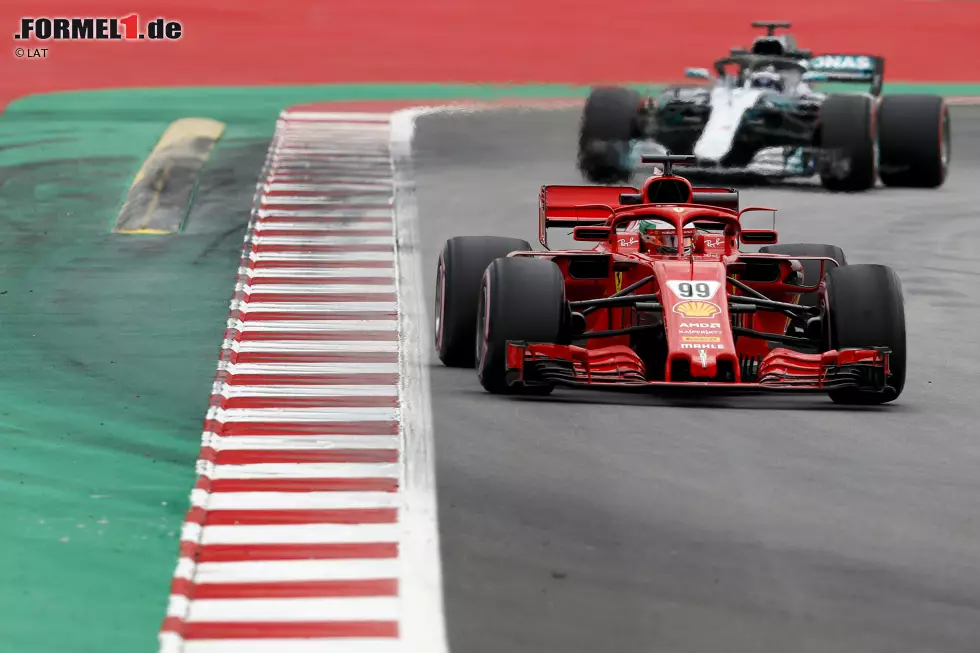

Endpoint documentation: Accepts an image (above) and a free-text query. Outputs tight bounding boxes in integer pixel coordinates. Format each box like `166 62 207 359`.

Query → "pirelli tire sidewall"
823 264 907 404
878 94 950 188
435 236 533 368
476 257 567 394
818 94 878 192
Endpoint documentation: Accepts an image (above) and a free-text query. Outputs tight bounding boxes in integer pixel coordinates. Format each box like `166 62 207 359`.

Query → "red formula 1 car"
434 155 906 404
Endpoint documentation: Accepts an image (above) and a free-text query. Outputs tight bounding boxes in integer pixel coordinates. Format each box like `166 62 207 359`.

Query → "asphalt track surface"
414 107 980 653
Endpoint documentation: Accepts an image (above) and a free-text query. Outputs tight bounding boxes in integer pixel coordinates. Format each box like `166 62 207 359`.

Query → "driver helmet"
748 68 784 91
637 220 694 255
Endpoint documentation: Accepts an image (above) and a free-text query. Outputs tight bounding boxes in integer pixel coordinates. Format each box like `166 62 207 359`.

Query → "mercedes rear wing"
805 53 884 96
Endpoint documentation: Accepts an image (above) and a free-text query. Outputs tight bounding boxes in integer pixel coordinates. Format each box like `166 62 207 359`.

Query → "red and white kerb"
160 111 417 652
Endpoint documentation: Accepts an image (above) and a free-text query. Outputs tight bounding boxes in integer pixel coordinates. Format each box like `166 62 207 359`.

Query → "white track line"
256 209 393 218
229 321 398 332
221 363 400 375
390 108 450 653
201 463 400 480
229 341 400 353
242 268 395 279
248 253 396 262
209 407 400 422
217 386 399 397
191 558 400 583
237 284 398 293
189 523 401 545
177 641 401 653
253 222 394 232
251 237 394 246
236 302 398 312
178 596 401 622
199 492 399 510
202 435 401 451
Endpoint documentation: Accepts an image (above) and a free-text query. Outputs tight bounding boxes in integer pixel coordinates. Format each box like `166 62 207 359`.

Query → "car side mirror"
572 226 612 242
740 229 778 245
684 67 713 81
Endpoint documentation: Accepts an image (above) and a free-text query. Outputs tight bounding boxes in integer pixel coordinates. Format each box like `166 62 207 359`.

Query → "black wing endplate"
807 54 885 95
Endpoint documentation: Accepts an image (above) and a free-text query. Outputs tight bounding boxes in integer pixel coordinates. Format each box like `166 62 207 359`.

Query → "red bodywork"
503 173 891 393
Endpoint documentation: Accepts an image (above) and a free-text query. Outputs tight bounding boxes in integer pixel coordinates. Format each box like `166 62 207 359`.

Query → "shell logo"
673 301 722 318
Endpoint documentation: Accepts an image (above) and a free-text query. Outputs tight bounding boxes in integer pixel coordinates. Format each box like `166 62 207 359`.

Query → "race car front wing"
633 141 856 180
505 342 891 393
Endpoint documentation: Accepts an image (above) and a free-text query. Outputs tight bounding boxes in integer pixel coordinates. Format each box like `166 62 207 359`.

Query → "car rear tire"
818 94 877 192
476 257 567 394
878 94 950 188
760 243 847 308
578 86 642 185
435 236 533 367
824 264 906 404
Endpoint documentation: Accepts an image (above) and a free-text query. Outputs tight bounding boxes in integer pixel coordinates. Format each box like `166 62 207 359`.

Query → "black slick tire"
578 86 642 185
878 94 950 188
475 257 567 395
824 264 906 404
818 94 877 192
435 236 532 367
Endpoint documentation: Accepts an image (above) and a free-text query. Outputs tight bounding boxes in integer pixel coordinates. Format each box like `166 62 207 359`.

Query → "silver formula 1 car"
578 21 951 192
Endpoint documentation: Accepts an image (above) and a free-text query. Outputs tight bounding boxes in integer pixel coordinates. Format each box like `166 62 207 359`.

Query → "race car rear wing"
805 54 884 96
538 184 740 248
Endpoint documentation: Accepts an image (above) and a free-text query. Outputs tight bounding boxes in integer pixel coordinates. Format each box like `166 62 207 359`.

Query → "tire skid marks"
160 111 413 652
